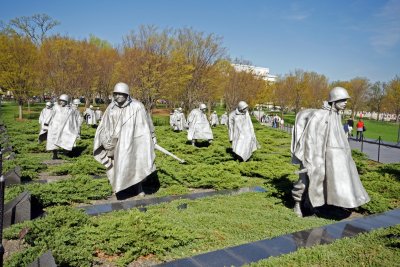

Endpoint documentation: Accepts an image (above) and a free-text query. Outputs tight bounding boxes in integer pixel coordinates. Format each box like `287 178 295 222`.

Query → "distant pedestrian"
343 122 350 138
356 119 364 141
347 118 354 137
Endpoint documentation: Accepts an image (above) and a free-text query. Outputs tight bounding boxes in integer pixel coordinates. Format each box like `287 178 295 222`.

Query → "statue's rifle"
154 144 186 164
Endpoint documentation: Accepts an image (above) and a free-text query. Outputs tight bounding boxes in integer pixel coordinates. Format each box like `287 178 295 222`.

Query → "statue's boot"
293 202 303 217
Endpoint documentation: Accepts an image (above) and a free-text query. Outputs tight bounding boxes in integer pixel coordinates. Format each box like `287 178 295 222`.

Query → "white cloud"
285 14 309 21
283 2 311 21
370 0 400 53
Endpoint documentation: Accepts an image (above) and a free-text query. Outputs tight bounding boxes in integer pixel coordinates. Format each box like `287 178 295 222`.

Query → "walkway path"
348 137 400 163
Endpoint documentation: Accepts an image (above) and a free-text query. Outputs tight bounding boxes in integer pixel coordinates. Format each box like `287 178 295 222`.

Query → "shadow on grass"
66 145 88 158
186 140 211 148
115 171 161 200
267 174 295 209
225 147 243 162
377 164 400 181
267 174 353 220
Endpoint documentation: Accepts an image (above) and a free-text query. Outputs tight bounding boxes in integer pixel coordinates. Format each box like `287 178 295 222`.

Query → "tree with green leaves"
367 81 387 120
385 76 400 122
0 34 39 119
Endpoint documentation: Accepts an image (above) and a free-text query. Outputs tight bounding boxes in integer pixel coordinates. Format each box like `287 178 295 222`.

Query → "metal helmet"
199 103 207 110
45 101 52 107
238 101 248 111
59 94 69 102
72 99 81 105
113 82 130 95
328 87 350 102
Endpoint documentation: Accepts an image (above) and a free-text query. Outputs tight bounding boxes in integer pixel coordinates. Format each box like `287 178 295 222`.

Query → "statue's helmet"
89 105 93 109
213 111 217 114
238 101 248 111
59 94 69 102
328 87 350 102
72 99 81 105
199 103 207 110
113 82 130 95
178 107 183 112
45 101 52 107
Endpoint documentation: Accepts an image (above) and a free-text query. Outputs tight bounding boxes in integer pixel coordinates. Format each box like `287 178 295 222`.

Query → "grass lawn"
0 102 399 266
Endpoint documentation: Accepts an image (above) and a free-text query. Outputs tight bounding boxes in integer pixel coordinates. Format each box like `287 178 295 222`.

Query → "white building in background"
232 64 277 82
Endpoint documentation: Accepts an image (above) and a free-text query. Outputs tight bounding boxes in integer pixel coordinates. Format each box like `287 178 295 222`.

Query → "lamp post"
0 144 4 267
397 118 400 145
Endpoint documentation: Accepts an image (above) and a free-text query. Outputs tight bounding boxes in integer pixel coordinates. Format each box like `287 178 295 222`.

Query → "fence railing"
263 122 400 163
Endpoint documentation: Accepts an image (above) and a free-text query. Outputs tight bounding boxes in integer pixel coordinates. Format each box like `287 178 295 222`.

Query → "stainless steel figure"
220 112 228 126
228 101 259 161
38 102 53 143
83 105 97 125
187 103 213 145
93 82 156 194
291 87 370 217
95 107 103 121
46 95 80 155
71 99 83 128
173 108 187 131
209 111 219 127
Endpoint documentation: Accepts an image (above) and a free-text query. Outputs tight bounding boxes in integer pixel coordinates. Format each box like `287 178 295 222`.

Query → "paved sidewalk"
348 138 400 163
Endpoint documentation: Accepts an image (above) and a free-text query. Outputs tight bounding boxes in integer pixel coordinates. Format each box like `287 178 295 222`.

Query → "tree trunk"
18 101 23 120
27 99 31 113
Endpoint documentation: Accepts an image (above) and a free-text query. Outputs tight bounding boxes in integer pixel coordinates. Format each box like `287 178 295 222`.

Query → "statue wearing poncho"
93 83 156 194
187 103 213 144
209 111 219 127
46 96 80 153
291 87 370 217
220 112 228 126
173 108 187 131
38 102 54 143
228 101 259 161
84 105 97 125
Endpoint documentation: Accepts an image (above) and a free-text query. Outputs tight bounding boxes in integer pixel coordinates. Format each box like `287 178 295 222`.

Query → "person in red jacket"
356 119 364 141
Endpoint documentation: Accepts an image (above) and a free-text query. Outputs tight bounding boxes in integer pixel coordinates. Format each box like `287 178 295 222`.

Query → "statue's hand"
152 136 157 145
103 141 115 150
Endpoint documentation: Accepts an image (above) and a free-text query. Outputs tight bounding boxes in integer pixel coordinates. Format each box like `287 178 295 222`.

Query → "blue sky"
2 0 400 83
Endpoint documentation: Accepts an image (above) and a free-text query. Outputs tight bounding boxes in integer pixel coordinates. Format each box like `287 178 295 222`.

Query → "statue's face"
59 100 67 107
335 99 347 110
113 93 128 106
200 108 206 113
239 107 248 114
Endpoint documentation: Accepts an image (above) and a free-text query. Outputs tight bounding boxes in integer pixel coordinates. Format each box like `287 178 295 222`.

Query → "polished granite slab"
157 209 400 267
78 186 266 216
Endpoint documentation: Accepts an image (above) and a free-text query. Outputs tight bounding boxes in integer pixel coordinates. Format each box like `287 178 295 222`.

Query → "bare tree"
175 27 226 112
8 14 59 45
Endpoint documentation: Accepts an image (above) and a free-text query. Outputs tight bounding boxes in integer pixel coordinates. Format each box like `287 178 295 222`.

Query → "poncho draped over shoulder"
93 99 155 193
291 105 370 208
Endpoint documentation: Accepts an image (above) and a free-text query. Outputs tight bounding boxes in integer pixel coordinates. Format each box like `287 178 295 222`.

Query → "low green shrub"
5 175 112 207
